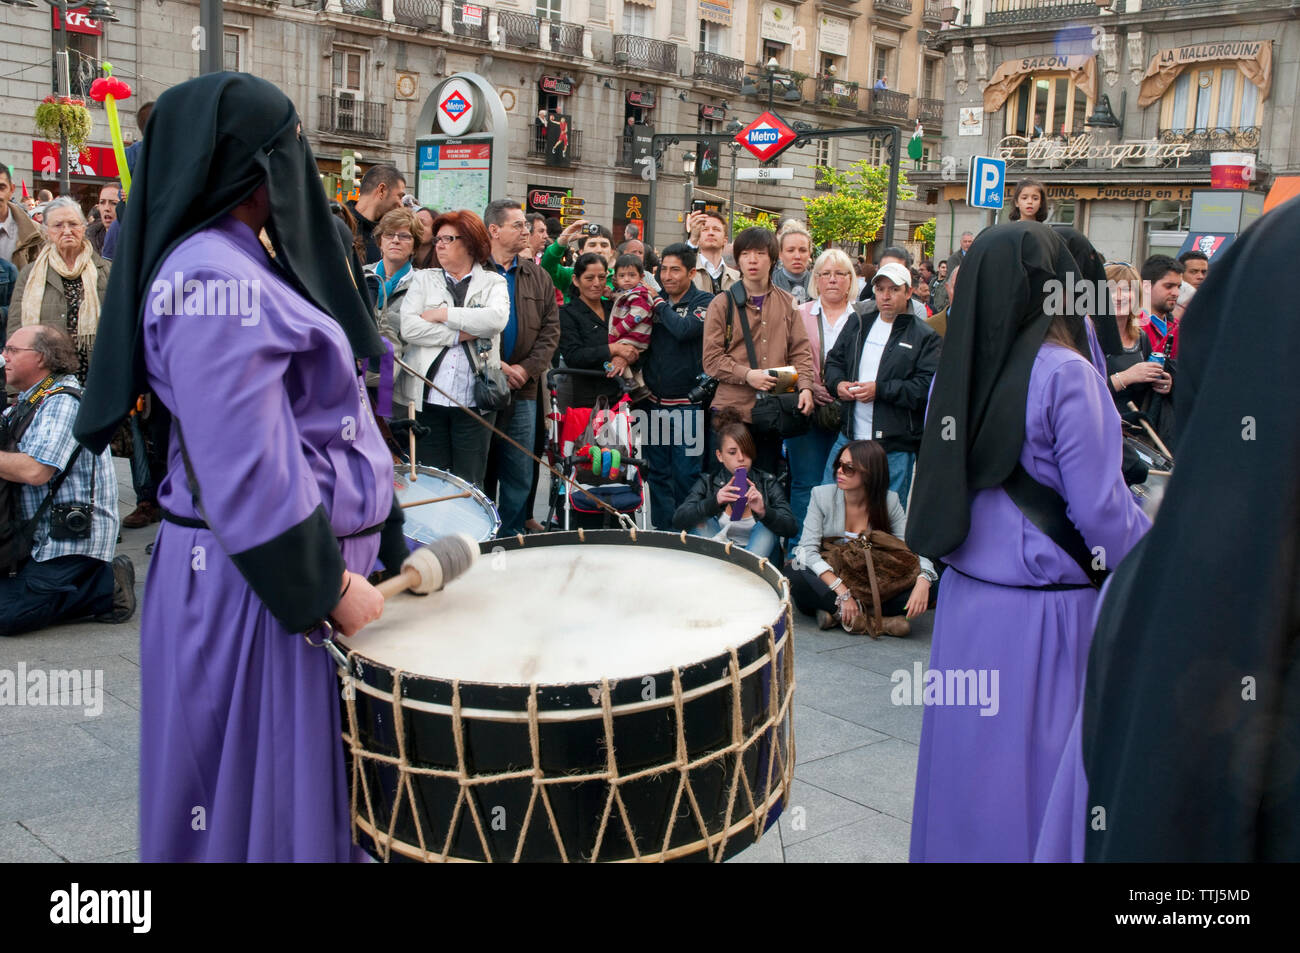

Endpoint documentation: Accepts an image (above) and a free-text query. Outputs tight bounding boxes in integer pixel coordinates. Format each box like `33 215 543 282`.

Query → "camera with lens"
50 502 93 540
687 373 720 406
583 223 601 237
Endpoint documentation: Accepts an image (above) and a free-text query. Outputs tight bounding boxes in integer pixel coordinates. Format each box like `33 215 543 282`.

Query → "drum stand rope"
339 597 797 863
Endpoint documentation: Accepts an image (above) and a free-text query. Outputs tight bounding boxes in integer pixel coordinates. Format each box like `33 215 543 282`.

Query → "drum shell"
394 465 500 546
339 531 793 863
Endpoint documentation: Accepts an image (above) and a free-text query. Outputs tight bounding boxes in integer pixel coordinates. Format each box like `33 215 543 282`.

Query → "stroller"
545 368 648 530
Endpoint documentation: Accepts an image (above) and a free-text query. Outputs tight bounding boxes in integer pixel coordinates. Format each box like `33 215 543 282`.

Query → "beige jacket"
7 249 111 339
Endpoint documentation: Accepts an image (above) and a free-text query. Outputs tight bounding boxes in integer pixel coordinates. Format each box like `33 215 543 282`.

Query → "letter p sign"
966 156 1006 210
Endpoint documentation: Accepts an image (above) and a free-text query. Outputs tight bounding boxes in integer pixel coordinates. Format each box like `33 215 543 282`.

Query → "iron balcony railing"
918 97 944 126
393 0 442 29
875 0 913 15
547 19 585 56
319 94 388 140
694 50 745 91
499 9 541 48
867 88 910 120
986 0 1100 25
339 0 383 17
451 1 491 40
1157 126 1261 165
922 0 943 20
816 78 860 110
613 34 679 74
530 125 583 160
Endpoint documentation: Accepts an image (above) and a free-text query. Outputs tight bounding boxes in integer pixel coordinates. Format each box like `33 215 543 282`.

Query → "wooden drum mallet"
375 533 480 600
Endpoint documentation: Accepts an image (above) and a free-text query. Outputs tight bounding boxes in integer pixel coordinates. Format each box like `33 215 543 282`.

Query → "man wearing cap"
822 261 941 506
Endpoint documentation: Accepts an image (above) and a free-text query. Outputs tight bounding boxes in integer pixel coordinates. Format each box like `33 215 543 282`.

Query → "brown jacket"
691 254 740 296
7 249 112 340
5 201 45 269
702 284 814 422
496 256 560 394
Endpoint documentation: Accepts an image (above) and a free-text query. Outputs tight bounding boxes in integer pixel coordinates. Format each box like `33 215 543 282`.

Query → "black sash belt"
948 565 1094 592
162 509 383 539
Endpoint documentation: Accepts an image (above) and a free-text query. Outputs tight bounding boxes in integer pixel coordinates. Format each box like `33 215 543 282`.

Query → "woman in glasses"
363 207 423 415
397 209 508 486
788 438 935 636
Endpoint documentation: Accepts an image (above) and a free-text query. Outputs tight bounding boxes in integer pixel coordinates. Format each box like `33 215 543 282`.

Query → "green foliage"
801 159 915 250
729 210 778 234
34 97 93 155
914 218 936 259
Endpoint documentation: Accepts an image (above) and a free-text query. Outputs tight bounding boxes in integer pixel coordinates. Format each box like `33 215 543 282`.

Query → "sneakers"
95 555 137 624
122 501 162 529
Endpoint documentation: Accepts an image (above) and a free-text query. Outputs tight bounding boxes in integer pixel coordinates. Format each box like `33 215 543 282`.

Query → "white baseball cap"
873 262 912 289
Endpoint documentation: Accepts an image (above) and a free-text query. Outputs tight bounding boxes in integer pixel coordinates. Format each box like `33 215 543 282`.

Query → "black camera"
687 373 720 406
50 502 93 540
583 223 601 237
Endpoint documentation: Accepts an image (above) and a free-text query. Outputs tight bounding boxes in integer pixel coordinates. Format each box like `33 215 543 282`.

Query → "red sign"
735 111 797 162
699 104 727 121
540 75 573 96
440 90 471 123
52 7 104 36
440 144 490 161
32 140 119 178
626 90 657 109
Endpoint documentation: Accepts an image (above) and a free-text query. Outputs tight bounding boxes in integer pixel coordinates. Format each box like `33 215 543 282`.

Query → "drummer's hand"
716 482 741 508
905 577 931 620
1152 371 1173 394
333 571 384 637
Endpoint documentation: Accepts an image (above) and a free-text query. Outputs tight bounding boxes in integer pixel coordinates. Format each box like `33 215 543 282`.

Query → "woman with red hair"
398 209 508 486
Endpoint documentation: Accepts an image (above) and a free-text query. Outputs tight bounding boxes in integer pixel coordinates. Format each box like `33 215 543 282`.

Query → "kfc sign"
53 7 104 36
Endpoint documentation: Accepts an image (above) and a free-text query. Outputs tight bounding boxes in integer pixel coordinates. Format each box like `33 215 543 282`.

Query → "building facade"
920 0 1300 265
2 0 943 247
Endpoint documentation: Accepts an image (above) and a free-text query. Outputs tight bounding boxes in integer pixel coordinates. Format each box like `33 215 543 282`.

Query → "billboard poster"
417 139 492 214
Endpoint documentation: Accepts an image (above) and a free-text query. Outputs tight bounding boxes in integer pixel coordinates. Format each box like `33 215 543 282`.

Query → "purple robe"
910 343 1149 862
138 216 393 862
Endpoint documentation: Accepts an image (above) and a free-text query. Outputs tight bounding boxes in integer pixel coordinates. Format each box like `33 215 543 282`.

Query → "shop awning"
1263 175 1300 214
983 55 1096 114
1178 232 1236 260
1138 41 1271 108
700 1 731 26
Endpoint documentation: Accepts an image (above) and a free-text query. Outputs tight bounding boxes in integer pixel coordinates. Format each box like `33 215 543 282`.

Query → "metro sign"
735 111 797 162
440 91 471 123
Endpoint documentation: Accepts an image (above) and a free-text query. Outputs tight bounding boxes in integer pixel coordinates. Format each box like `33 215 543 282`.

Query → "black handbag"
810 308 842 432
727 290 810 438
464 340 512 412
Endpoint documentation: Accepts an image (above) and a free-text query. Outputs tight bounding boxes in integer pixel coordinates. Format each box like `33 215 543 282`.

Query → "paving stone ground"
0 461 931 863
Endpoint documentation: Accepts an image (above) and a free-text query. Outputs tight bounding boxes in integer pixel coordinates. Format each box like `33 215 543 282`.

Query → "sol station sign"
734 110 797 162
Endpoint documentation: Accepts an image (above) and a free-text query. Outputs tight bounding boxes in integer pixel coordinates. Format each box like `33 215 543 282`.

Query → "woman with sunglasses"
789 439 936 636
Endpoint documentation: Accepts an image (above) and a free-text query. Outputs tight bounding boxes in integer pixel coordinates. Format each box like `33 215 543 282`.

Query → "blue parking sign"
967 156 1006 210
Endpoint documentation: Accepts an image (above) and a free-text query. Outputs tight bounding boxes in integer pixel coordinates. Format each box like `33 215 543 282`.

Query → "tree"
729 209 778 234
801 159 915 251
914 218 936 260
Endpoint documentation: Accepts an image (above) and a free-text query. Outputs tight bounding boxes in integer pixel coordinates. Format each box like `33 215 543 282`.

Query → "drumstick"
375 533 479 599
407 403 417 482
1148 469 1171 477
399 490 472 509
1126 401 1174 463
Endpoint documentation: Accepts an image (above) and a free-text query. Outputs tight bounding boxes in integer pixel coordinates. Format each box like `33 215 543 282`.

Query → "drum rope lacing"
394 356 638 534
337 576 799 863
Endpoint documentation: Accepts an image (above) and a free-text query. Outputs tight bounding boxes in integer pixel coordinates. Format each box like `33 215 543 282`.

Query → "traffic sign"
559 194 586 226
734 111 798 163
736 167 794 182
966 155 1006 210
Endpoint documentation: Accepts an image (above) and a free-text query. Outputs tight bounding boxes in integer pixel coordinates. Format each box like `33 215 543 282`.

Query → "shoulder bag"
820 530 920 638
727 288 810 438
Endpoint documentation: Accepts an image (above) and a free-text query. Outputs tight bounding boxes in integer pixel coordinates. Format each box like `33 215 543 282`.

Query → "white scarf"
21 240 101 347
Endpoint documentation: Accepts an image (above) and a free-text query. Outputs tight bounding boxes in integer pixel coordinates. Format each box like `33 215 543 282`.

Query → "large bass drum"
330 530 794 862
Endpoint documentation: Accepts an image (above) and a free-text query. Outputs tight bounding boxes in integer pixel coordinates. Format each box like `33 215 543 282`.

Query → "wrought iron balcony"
393 0 442 29
867 89 910 121
451 1 490 40
986 0 1099 25
694 50 745 91
816 78 860 111
1157 126 1261 165
613 34 679 75
530 124 583 161
499 9 540 49
319 94 388 140
547 20 585 56
922 0 943 21
874 0 913 16
918 97 944 127
339 0 383 17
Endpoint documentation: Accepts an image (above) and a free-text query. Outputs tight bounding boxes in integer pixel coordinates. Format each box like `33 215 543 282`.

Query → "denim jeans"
822 434 917 510
491 398 537 536
785 422 838 539
688 517 779 560
641 401 705 531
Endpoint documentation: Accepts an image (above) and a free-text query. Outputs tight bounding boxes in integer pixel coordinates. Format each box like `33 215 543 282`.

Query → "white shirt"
427 343 477 408
853 317 893 440
0 208 18 263
808 299 851 358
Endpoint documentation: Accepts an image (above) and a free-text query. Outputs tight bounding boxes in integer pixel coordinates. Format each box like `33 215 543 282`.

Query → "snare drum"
394 465 500 546
331 530 794 863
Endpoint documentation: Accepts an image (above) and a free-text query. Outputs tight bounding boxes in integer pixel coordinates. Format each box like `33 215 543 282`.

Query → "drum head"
395 466 500 545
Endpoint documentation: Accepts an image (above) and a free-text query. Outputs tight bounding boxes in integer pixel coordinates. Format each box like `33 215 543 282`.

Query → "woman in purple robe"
905 223 1150 862
75 75 408 861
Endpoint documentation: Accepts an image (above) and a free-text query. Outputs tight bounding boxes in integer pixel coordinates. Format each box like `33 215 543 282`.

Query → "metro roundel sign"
735 111 797 162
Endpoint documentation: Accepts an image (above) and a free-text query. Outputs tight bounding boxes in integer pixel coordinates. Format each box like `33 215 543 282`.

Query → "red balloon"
89 76 133 102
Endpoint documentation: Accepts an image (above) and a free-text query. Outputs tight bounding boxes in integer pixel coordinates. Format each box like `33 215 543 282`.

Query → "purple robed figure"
905 223 1149 863
138 216 394 861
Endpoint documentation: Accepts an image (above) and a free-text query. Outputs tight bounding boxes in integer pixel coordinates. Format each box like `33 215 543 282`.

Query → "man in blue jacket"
640 242 715 530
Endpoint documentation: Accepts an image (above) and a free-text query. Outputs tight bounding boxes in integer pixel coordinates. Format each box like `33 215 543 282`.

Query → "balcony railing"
339 0 383 17
874 0 913 15
547 20 585 56
922 0 943 20
451 1 490 40
918 97 944 126
867 89 910 120
1142 0 1210 7
1157 126 1261 165
319 94 388 140
986 0 1099 25
499 9 540 48
530 125 583 161
393 0 442 29
613 34 679 74
694 50 745 91
816 78 860 111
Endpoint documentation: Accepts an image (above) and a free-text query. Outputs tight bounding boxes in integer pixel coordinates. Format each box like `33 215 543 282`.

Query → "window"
1003 73 1091 138
536 0 562 20
223 31 244 73
1161 65 1261 132
922 58 940 99
54 30 99 101
622 4 649 36
873 45 891 85
699 20 723 54
820 53 845 80
867 136 889 167
698 115 718 135
763 41 789 69
333 49 365 95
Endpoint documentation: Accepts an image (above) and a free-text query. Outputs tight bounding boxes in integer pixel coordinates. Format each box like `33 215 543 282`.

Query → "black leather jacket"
672 466 797 538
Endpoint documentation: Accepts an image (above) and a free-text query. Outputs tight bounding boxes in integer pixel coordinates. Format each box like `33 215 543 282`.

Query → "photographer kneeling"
1 325 134 636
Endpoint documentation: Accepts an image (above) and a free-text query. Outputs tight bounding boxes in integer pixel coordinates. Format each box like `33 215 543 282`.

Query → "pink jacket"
797 298 852 405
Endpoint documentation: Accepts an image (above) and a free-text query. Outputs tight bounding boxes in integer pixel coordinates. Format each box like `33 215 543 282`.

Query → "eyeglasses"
47 221 84 232
835 460 857 475
1 345 36 355
434 235 462 246
503 221 528 231
384 233 414 243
